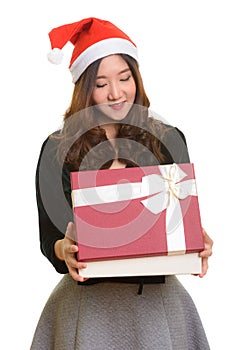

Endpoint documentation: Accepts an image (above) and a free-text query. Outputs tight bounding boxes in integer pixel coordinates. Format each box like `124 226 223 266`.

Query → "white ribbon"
72 164 197 253
140 164 197 253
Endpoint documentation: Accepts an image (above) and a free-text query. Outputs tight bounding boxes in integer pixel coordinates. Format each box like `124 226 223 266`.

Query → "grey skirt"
30 275 210 350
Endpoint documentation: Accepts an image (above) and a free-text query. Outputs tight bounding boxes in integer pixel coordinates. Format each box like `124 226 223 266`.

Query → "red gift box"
71 163 204 277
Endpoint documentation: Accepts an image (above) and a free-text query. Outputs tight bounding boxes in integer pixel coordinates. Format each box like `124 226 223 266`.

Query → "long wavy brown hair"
57 54 167 171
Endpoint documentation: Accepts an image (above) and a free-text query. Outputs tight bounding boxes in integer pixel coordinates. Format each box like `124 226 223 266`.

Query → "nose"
108 82 122 101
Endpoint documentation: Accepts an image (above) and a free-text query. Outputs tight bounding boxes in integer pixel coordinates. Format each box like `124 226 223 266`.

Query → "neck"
102 123 119 140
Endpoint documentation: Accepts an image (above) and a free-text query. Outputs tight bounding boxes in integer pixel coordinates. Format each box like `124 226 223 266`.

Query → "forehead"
97 54 129 76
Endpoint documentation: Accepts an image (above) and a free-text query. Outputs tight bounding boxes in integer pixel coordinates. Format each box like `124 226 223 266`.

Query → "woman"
31 18 213 349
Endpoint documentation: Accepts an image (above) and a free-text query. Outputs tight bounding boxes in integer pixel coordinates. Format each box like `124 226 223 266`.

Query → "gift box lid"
70 163 204 262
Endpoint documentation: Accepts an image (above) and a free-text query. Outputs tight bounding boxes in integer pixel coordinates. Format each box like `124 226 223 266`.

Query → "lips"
109 101 126 111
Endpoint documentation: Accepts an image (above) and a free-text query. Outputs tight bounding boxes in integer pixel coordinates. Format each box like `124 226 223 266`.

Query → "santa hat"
47 17 138 83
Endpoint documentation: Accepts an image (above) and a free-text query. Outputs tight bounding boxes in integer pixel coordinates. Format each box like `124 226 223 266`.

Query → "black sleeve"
159 126 190 164
35 136 73 274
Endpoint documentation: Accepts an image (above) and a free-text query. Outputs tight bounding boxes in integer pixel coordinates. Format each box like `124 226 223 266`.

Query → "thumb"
65 221 76 241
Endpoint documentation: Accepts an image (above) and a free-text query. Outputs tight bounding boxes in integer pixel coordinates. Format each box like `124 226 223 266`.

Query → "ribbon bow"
140 164 197 253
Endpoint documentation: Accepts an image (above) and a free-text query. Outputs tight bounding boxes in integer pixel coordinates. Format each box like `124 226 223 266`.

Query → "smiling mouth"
109 101 126 110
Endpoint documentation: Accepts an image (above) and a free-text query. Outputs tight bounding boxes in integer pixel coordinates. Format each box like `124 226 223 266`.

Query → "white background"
1 1 233 349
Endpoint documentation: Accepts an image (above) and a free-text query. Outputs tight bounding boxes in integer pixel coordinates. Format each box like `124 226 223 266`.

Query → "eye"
120 75 131 82
96 83 107 88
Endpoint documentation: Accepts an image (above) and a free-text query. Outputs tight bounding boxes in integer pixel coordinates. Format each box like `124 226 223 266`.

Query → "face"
92 55 136 121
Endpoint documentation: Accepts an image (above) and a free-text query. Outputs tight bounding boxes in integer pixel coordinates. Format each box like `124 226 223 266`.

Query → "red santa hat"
47 17 138 83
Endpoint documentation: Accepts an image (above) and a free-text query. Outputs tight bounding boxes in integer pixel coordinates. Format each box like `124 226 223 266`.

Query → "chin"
97 103 133 122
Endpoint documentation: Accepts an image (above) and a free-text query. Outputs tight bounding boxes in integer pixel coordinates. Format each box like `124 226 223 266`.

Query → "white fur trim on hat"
70 38 138 83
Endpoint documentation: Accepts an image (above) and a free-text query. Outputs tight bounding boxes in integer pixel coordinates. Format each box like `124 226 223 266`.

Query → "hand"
198 228 213 278
55 222 88 282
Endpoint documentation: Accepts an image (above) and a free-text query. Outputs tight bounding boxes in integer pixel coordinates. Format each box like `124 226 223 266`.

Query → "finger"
67 261 88 282
199 257 209 278
200 228 213 258
63 232 78 253
65 255 79 269
65 243 78 255
199 241 213 258
65 221 77 241
77 262 87 270
199 248 212 258
65 252 86 271
68 266 87 282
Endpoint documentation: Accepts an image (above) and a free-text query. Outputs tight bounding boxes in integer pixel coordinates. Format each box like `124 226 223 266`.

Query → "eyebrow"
96 68 131 80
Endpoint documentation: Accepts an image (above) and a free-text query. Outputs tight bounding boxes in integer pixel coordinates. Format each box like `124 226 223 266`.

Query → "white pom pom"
47 48 64 65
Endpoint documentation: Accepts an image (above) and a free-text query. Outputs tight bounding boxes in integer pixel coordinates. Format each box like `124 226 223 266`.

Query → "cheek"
129 82 137 100
92 90 104 104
